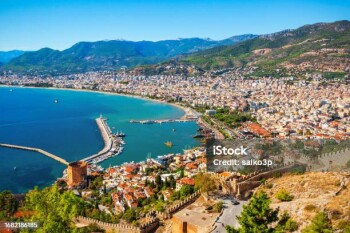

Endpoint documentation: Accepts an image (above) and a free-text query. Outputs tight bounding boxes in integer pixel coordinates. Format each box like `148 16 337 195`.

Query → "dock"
80 117 122 164
0 143 69 165
129 119 196 124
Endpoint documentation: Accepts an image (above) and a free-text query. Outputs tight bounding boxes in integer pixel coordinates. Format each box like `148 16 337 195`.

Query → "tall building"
67 161 88 187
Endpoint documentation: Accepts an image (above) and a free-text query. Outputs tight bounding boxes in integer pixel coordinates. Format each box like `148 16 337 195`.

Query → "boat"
164 141 173 147
193 133 204 138
13 166 16 171
9 89 13 92
54 99 59 103
115 131 126 137
172 128 176 132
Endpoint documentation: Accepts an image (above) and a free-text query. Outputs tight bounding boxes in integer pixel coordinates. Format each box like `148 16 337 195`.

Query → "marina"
80 116 125 164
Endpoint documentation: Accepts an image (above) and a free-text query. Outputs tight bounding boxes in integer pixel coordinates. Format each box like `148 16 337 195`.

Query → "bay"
0 86 199 193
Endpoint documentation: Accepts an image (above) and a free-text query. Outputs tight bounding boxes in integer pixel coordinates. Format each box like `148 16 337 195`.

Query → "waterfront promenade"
0 143 69 165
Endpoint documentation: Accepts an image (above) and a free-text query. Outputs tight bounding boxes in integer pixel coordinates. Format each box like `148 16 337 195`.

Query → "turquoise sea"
0 86 200 193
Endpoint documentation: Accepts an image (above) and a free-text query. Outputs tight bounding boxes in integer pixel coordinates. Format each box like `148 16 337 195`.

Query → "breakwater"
0 143 69 165
129 119 195 124
81 116 124 164
0 117 124 166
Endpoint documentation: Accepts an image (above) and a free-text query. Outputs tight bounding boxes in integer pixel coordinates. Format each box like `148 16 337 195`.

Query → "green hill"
151 20 350 77
1 35 255 75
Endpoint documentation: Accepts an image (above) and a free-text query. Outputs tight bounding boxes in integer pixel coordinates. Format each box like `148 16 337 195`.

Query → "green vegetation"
302 212 333 233
290 165 306 174
0 50 25 63
179 20 350 76
23 83 54 88
122 208 138 223
321 139 350 154
337 219 350 232
179 185 194 198
277 212 299 232
80 223 105 233
213 107 256 128
0 190 19 220
23 185 87 233
322 72 346 80
213 201 224 213
194 173 216 193
1 36 253 75
226 191 297 233
275 189 294 202
255 141 283 155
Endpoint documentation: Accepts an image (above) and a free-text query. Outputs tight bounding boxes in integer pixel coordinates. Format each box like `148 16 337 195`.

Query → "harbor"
0 116 125 166
80 116 125 164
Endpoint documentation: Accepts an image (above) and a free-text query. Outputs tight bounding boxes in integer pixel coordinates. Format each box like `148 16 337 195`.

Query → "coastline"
0 85 198 120
0 85 201 193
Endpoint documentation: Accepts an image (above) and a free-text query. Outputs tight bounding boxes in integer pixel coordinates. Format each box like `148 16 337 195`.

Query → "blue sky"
0 0 349 51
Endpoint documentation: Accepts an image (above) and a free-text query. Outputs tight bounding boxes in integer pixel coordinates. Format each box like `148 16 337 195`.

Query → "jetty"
129 119 196 124
80 116 123 164
0 143 69 165
1 116 124 166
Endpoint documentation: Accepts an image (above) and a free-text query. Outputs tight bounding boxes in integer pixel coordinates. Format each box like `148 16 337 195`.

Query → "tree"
169 175 176 189
194 173 216 193
179 185 194 198
276 212 298 232
163 178 170 189
24 185 86 233
0 190 18 220
226 191 279 233
302 212 333 233
155 174 162 188
122 208 137 223
155 201 165 212
179 169 185 178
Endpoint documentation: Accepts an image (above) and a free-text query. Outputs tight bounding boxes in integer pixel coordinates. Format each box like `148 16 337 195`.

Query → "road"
211 196 247 233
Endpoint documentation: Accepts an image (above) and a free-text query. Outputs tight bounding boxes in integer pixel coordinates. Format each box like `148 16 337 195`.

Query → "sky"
0 0 349 51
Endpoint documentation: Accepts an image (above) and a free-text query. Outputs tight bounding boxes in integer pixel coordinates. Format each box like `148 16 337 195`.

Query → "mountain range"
153 20 350 77
0 35 256 75
0 50 25 64
1 20 349 77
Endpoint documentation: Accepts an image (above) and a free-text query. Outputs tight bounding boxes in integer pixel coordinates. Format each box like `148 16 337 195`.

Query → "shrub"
302 212 332 233
284 218 299 232
275 189 294 202
213 201 224 213
304 204 317 212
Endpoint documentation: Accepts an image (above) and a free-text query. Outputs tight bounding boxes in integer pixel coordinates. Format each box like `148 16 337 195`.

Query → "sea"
0 86 200 193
